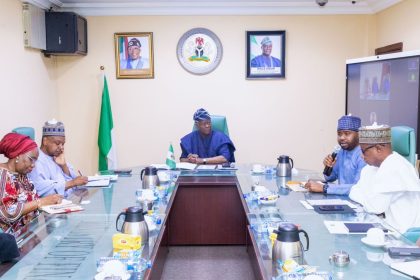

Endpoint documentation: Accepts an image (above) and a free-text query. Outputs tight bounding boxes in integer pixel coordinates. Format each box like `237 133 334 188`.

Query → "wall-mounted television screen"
346 50 420 152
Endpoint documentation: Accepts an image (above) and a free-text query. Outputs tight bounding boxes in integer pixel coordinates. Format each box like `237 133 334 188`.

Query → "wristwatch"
323 183 329 194
203 158 207 165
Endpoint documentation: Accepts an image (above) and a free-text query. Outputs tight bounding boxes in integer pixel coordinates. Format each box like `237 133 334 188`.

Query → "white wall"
55 15 374 174
0 0 57 161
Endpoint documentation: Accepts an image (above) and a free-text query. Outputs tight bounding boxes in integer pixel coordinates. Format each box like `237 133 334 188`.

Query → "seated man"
29 119 88 197
349 124 420 233
180 108 235 165
305 115 365 195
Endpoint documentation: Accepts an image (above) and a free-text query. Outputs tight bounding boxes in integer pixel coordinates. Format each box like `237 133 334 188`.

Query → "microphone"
323 145 341 176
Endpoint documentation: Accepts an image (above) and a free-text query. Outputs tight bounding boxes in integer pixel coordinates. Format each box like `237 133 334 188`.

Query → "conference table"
0 165 415 280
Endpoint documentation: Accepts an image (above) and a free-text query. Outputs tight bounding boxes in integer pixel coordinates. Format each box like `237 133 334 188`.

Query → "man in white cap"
29 119 88 197
305 115 366 195
250 36 281 68
349 123 420 233
120 38 150 70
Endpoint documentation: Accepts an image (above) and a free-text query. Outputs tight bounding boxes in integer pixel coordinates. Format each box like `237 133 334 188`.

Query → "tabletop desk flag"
98 76 117 171
166 143 176 170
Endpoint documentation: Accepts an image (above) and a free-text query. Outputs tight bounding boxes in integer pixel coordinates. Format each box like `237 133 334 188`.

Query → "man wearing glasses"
305 115 366 195
180 108 235 165
28 119 88 197
349 124 420 233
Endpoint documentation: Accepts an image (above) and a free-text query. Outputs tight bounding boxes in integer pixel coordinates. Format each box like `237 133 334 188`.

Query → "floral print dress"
0 168 39 236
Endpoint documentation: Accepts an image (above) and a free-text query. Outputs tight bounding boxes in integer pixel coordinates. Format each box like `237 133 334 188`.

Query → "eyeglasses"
361 145 376 155
197 121 212 127
25 154 37 164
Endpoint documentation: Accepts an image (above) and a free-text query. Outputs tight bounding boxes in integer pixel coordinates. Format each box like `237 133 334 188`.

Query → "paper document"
41 199 84 214
196 165 217 170
391 260 420 278
88 175 118 181
286 181 307 192
300 200 315 210
306 199 358 209
85 177 110 187
151 163 197 170
324 220 389 235
175 162 197 170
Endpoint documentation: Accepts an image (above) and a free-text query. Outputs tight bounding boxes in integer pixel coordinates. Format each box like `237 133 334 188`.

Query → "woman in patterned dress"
0 133 62 236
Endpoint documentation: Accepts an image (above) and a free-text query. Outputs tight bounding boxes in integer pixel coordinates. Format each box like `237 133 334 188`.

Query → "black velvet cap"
0 233 20 262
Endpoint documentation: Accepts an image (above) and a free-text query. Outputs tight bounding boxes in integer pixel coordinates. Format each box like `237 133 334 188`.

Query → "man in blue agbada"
180 109 236 165
305 115 366 195
250 37 282 68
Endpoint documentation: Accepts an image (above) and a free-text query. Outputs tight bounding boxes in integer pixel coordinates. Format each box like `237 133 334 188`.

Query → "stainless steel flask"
116 206 149 245
276 155 294 177
272 223 309 265
140 166 160 189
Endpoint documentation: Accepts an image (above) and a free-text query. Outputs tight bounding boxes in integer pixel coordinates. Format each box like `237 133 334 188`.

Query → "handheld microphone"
323 145 341 176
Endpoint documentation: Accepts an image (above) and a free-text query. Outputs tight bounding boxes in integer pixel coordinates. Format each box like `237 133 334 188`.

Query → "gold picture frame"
114 32 154 79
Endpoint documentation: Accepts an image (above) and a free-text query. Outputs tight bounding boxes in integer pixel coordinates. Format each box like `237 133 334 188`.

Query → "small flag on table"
166 143 176 170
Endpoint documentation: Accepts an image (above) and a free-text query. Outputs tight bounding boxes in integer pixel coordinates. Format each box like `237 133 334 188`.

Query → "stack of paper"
196 165 217 170
89 175 118 181
286 181 307 192
151 163 197 170
84 175 111 187
175 162 197 170
323 221 388 234
41 199 84 214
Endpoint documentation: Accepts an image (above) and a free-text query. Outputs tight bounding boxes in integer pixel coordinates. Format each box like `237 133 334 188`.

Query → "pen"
54 188 58 194
78 170 83 176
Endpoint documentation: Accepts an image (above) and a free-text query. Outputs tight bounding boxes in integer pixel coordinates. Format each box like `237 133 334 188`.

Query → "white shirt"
28 150 77 197
349 152 420 233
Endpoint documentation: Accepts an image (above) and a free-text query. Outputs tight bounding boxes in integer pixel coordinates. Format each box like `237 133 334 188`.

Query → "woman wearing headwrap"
0 133 62 235
180 108 236 164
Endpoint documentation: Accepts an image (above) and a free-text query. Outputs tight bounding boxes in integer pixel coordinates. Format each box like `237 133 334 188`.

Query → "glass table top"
1 165 415 280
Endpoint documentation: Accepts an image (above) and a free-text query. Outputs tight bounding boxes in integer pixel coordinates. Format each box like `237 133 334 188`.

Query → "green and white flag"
166 143 176 170
98 76 117 171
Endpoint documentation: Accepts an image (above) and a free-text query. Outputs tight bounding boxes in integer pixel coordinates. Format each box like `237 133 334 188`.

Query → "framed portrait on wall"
246 30 286 79
114 32 154 79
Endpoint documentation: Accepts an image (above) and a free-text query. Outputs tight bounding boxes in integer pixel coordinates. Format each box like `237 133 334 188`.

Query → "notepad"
391 260 420 278
41 199 84 214
196 165 217 170
85 177 110 187
286 181 307 192
151 163 197 170
88 175 118 181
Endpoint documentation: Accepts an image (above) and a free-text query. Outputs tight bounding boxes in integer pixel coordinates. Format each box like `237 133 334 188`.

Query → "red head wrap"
0 133 38 159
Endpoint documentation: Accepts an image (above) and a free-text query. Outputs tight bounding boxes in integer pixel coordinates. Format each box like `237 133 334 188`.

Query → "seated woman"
180 108 236 165
0 133 62 236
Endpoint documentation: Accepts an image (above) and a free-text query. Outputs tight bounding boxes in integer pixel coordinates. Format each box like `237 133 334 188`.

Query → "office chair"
12 127 35 140
193 115 230 136
391 126 416 166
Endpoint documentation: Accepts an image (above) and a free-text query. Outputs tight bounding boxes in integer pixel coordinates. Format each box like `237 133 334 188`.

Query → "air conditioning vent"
22 3 46 50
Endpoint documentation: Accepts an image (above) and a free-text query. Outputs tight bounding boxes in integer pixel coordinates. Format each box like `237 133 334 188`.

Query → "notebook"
344 222 387 233
41 199 84 214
